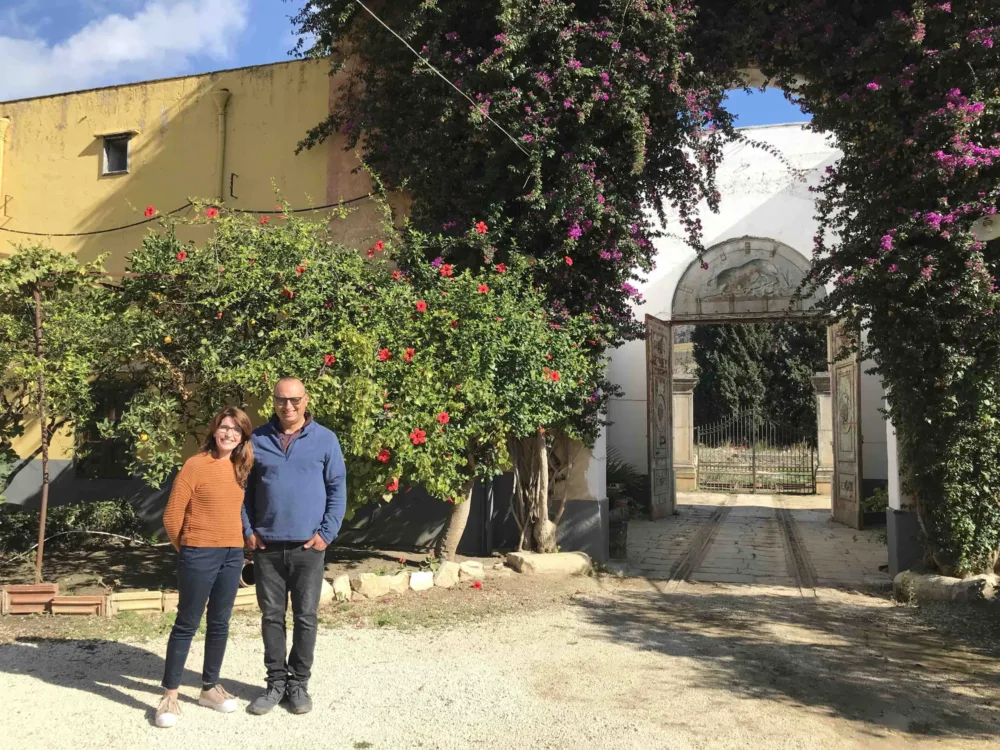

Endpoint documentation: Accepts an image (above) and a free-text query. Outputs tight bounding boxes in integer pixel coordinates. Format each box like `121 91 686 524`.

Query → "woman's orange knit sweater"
162 452 246 549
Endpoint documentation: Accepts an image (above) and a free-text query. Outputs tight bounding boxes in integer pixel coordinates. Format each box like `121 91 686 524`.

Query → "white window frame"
102 133 132 175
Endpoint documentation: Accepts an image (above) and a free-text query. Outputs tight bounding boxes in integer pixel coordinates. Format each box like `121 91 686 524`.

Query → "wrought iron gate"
695 410 817 494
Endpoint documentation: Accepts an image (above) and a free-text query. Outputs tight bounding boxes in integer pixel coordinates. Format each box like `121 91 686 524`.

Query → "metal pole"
32 288 50 585
751 411 757 495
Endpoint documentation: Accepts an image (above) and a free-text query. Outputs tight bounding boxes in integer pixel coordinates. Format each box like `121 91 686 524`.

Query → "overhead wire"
0 193 374 238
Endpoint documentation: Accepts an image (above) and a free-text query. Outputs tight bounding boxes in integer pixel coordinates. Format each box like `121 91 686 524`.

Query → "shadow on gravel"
0 638 260 723
575 587 1000 740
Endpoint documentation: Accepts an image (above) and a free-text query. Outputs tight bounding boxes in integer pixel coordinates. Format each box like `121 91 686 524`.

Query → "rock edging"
893 570 999 605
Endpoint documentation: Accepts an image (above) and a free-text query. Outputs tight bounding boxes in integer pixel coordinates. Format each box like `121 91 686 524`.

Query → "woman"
155 406 254 728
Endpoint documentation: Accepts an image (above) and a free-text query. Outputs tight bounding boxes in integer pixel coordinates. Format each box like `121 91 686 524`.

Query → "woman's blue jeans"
161 546 243 690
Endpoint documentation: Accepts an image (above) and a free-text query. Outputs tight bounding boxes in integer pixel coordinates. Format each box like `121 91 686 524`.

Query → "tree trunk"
32 288 50 585
436 479 475 561
510 432 557 553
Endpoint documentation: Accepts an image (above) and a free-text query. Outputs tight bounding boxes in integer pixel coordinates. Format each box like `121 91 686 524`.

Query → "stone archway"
645 236 864 529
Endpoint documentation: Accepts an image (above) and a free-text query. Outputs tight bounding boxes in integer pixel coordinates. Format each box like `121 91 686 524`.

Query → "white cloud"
0 0 249 101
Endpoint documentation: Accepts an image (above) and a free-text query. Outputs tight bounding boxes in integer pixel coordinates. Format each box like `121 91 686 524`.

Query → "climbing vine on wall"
294 0 1000 573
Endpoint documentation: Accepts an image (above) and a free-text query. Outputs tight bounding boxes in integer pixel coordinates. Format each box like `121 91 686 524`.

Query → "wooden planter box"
232 586 258 611
50 595 109 617
161 591 180 613
110 589 163 615
4 583 58 615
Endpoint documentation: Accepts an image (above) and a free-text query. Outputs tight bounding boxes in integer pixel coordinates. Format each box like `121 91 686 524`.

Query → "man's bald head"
273 377 308 431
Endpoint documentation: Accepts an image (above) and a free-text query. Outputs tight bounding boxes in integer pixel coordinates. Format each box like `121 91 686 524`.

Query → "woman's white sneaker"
155 694 181 728
199 684 238 713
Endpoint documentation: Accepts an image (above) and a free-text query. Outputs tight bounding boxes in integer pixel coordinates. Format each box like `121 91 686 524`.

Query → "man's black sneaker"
285 685 313 715
248 683 285 715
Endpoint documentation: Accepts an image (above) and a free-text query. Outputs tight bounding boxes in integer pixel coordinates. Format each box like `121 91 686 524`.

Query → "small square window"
103 134 131 175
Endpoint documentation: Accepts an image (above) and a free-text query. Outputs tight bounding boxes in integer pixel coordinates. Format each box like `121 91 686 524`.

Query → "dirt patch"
0 543 177 594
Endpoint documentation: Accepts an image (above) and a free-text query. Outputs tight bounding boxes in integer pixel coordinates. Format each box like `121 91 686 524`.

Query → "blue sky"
0 0 808 126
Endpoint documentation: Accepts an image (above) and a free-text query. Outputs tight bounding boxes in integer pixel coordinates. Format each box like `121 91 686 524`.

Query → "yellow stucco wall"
0 58 388 463
0 59 341 270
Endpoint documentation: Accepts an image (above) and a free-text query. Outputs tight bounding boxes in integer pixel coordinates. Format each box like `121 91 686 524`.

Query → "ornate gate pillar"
811 372 834 496
672 376 697 491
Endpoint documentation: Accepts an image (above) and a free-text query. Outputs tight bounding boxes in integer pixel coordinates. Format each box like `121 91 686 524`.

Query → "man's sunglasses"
273 396 305 407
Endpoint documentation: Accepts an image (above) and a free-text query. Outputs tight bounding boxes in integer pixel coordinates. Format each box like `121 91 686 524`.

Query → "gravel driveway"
2 578 999 749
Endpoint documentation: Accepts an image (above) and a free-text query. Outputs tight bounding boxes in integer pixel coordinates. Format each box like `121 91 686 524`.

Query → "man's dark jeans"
162 546 243 690
253 543 326 689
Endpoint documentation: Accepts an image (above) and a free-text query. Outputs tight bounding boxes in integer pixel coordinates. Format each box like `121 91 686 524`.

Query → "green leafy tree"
0 246 110 580
106 204 608 556
693 322 826 441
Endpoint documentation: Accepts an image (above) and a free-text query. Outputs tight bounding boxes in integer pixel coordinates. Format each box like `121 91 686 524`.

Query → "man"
242 377 346 715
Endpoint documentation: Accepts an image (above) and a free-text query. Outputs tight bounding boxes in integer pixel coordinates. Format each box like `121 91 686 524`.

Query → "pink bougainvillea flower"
386 478 400 492
205 207 219 219
404 347 415 362
478 284 490 294
475 221 488 234
324 354 336 366
176 251 187 262
565 256 574 266
144 206 157 218
377 449 391 463
377 348 392 361
416 300 428 312
495 263 507 273
440 263 454 277
410 428 427 445
437 412 450 425
260 216 270 225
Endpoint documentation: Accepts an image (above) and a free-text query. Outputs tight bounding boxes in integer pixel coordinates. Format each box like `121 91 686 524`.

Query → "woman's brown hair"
201 406 254 487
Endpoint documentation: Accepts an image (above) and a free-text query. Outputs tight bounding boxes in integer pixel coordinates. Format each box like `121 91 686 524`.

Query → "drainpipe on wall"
211 90 231 203
0 117 10 210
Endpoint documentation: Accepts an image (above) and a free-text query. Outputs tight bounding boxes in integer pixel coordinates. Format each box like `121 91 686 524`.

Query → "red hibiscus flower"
366 247 376 259
282 287 294 299
296 266 305 275
440 264 454 277
144 206 157 218
377 449 391 463
260 216 269 225
495 263 507 273
404 347 415 362
176 251 187 262
392 270 402 281
377 348 392 361
216 312 223 319
324 354 336 366
374 240 385 252
437 412 450 425
410 428 427 445
478 284 490 294
386 477 399 492
549 370 561 382
450 320 459 329
565 256 573 266
475 221 488 234
205 207 219 219
472 580 483 590
416 300 428 312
